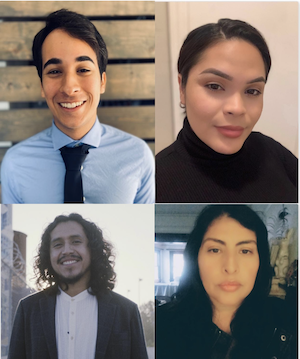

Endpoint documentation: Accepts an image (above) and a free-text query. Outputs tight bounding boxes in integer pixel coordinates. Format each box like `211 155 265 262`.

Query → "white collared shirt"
55 289 98 359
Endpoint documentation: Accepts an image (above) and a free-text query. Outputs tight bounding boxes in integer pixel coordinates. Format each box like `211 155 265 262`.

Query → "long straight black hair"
171 205 273 357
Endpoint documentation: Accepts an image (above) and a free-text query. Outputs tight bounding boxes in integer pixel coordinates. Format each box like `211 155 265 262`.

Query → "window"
170 251 184 282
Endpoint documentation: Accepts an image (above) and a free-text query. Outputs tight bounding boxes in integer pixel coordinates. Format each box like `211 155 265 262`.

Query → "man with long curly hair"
8 213 148 359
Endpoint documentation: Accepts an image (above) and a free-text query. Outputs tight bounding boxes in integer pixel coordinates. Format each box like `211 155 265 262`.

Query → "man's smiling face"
50 221 91 287
41 29 106 140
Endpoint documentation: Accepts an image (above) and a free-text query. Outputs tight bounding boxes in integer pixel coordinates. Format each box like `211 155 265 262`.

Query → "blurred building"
1 205 33 358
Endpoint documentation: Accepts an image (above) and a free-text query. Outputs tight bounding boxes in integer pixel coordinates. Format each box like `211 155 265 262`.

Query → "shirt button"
71 336 74 340
280 334 286 341
71 312 74 315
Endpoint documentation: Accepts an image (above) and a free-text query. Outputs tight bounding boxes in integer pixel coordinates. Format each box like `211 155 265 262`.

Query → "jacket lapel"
40 293 58 359
94 292 117 359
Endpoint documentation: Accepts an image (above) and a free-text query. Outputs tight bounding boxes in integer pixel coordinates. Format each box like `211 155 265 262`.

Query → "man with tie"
1 9 154 204
8 213 148 359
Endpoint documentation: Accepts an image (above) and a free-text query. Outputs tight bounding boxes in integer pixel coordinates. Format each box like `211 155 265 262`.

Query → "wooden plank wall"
0 1 155 199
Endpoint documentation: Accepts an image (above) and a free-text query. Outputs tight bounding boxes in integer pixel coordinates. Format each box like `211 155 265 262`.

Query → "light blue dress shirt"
1 119 155 204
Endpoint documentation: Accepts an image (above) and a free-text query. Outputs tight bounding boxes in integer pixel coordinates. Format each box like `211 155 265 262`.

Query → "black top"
156 296 296 359
156 118 297 203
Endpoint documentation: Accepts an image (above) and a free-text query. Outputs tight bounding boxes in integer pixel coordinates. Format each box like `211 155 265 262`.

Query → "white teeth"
62 260 77 265
60 101 84 109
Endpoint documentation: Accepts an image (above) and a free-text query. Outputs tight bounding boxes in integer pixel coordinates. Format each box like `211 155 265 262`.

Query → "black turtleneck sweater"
156 118 297 203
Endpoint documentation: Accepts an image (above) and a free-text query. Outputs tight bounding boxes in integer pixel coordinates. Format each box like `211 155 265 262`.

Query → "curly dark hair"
34 213 116 295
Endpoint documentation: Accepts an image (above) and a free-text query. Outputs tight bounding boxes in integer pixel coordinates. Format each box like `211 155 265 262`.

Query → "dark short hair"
178 18 271 88
34 213 116 295
32 9 108 81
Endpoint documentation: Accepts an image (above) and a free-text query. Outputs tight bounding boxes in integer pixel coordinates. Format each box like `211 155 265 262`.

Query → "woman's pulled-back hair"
34 213 116 296
171 205 273 357
178 18 271 88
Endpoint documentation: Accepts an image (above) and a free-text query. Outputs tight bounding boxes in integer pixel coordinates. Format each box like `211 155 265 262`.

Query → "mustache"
57 254 81 264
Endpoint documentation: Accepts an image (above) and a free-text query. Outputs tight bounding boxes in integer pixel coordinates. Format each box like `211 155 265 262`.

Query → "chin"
211 139 246 155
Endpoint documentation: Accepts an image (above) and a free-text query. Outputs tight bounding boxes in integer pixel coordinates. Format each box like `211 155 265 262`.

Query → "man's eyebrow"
200 68 266 84
203 238 257 246
50 234 83 243
43 56 94 70
75 55 94 64
43 58 62 69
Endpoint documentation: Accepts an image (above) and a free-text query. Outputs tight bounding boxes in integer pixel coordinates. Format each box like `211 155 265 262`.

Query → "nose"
223 92 246 116
62 241 74 255
60 72 80 96
223 253 238 274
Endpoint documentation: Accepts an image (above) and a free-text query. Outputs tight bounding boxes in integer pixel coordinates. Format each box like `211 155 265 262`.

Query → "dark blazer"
8 289 148 359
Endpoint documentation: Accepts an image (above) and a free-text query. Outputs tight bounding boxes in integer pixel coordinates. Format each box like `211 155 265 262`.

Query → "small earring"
180 102 186 109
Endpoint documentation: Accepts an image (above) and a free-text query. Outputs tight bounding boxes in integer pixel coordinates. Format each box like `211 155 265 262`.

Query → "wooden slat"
0 21 154 60
0 148 8 163
147 142 155 155
0 2 155 17
0 64 155 101
0 106 154 141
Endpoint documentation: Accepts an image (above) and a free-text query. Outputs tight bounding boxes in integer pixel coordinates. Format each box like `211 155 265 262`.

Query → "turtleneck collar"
176 117 247 167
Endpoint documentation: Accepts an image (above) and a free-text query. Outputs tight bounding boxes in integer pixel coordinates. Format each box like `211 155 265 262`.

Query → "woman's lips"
219 281 241 292
216 126 244 138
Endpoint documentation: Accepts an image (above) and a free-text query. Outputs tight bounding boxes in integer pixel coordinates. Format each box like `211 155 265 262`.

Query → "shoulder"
19 288 54 304
267 296 296 334
2 127 52 161
156 141 177 162
101 124 148 148
98 290 138 310
248 132 297 158
100 124 153 161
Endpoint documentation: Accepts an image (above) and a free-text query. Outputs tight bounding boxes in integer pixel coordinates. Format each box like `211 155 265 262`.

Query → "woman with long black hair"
156 205 296 359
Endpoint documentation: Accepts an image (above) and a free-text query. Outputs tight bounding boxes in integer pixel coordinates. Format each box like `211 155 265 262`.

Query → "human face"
179 40 266 154
50 221 91 288
198 216 259 312
41 29 106 140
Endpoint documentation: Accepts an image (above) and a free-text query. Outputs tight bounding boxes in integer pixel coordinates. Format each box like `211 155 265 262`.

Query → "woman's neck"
212 307 237 334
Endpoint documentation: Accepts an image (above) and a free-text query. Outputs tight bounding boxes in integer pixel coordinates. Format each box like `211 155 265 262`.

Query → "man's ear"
100 72 107 94
178 74 185 106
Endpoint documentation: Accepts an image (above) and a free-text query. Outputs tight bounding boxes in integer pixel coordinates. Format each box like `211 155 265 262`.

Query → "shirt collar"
58 287 91 302
52 118 102 151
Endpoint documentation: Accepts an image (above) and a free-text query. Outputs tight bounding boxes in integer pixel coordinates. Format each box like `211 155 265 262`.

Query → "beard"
57 265 91 286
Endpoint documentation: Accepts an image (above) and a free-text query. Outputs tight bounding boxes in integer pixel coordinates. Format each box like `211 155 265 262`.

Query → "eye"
241 249 252 254
206 83 224 91
78 68 90 73
246 89 261 96
208 248 220 253
53 243 62 248
73 240 82 244
47 69 61 75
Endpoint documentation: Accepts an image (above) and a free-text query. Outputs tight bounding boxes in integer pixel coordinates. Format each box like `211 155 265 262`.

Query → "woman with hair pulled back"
156 205 296 359
156 19 297 203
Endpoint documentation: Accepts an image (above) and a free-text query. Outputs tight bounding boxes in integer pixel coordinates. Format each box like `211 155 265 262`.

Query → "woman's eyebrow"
200 68 232 81
200 68 266 84
203 238 257 246
203 238 226 245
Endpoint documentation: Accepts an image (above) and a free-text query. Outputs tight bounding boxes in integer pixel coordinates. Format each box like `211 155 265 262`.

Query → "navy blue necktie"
59 144 90 203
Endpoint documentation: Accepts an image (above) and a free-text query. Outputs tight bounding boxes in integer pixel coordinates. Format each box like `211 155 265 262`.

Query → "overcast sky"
12 204 154 306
